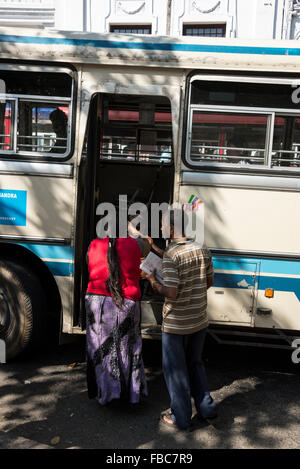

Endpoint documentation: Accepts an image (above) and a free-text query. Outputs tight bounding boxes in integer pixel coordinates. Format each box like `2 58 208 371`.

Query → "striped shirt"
162 238 214 335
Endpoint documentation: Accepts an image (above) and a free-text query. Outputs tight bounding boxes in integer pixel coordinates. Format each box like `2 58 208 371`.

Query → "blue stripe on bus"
0 33 300 56
213 258 257 272
213 256 300 275
214 273 254 288
214 272 300 301
44 260 73 277
18 243 74 261
13 242 74 277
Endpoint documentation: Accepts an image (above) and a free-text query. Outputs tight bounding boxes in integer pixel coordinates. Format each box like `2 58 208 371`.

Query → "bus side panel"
0 174 76 334
55 276 74 334
0 175 74 238
179 181 300 254
179 182 300 331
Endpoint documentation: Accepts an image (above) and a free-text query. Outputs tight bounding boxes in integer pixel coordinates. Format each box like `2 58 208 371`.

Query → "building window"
183 24 226 37
110 24 152 34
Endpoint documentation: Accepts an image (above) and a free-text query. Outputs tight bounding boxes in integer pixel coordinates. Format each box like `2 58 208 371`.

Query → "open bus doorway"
76 93 175 333
97 92 174 239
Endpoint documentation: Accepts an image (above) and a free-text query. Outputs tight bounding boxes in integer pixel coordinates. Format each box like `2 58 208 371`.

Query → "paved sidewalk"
0 430 53 449
1 339 300 449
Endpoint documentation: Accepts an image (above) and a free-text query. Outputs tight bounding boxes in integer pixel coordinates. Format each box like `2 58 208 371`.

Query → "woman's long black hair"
105 237 124 309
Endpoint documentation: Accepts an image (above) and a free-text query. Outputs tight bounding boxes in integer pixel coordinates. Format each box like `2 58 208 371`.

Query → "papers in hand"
140 252 164 284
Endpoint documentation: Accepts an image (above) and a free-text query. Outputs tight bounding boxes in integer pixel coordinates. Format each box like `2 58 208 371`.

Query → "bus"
0 27 300 360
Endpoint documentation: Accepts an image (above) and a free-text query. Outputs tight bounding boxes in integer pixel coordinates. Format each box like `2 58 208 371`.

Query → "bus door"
76 91 175 332
206 257 258 326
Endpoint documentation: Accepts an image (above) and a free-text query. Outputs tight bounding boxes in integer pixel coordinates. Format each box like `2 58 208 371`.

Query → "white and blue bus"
0 27 299 359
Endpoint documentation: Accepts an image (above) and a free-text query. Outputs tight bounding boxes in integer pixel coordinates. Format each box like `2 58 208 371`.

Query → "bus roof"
0 27 300 72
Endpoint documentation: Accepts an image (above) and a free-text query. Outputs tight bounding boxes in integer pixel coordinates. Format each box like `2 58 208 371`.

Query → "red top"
86 237 141 301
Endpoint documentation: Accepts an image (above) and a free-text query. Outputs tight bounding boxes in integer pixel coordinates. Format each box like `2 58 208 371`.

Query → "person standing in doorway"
145 207 217 430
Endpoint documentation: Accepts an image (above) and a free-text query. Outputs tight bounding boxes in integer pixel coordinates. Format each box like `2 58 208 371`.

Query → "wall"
0 0 299 40
171 0 237 37
0 0 55 28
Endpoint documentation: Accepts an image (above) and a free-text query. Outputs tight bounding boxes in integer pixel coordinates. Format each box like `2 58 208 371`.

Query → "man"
145 207 217 430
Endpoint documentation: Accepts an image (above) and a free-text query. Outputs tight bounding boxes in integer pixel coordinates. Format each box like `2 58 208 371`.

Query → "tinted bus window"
0 71 72 97
191 80 299 110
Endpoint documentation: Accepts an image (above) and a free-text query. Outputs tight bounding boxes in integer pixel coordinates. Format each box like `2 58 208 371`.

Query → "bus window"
187 77 300 171
17 102 69 155
272 116 300 168
0 70 72 97
190 79 300 110
189 111 268 165
101 95 172 164
0 68 73 159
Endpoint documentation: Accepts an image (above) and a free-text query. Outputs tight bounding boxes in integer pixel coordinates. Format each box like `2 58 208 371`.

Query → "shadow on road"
0 337 299 449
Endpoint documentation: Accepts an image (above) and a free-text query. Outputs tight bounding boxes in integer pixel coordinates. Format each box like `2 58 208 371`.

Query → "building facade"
0 0 299 39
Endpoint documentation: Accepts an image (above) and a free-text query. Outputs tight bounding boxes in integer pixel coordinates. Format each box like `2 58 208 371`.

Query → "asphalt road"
0 335 300 449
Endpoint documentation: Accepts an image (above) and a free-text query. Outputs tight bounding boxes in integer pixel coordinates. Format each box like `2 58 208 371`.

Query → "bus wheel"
0 260 46 361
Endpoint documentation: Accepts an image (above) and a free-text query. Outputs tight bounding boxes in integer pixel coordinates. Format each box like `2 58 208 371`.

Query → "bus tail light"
265 288 274 298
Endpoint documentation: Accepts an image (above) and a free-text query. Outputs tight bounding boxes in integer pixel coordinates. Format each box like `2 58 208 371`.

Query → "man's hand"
128 221 144 238
144 268 157 285
144 268 178 300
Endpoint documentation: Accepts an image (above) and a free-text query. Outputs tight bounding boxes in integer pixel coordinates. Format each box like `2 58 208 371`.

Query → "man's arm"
151 241 164 258
205 249 214 289
128 222 164 258
145 270 178 299
207 275 214 289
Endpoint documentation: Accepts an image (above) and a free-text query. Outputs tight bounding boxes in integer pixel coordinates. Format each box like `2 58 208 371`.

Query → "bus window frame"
100 93 174 166
186 106 274 169
0 63 76 163
11 95 71 157
0 98 16 154
183 71 300 175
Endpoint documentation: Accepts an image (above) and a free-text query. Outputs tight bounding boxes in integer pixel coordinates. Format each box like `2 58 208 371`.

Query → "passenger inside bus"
226 139 246 163
49 108 68 154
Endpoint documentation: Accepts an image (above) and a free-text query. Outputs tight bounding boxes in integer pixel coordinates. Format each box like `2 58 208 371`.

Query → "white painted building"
0 0 299 39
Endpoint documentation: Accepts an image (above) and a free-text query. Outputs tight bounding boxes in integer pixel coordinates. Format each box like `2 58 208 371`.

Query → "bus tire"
0 260 46 361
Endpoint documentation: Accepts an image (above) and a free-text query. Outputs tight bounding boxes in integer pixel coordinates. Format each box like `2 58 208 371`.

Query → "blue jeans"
162 328 216 429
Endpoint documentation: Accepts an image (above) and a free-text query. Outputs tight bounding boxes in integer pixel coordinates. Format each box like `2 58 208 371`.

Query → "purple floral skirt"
85 294 148 405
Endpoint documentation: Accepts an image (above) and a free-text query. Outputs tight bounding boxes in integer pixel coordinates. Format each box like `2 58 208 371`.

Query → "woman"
85 230 148 405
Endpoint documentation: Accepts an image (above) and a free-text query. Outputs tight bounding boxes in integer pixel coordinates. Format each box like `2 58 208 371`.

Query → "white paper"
140 252 164 284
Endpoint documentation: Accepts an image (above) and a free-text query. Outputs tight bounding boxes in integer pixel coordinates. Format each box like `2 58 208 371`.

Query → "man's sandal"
160 410 192 432
161 411 175 428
